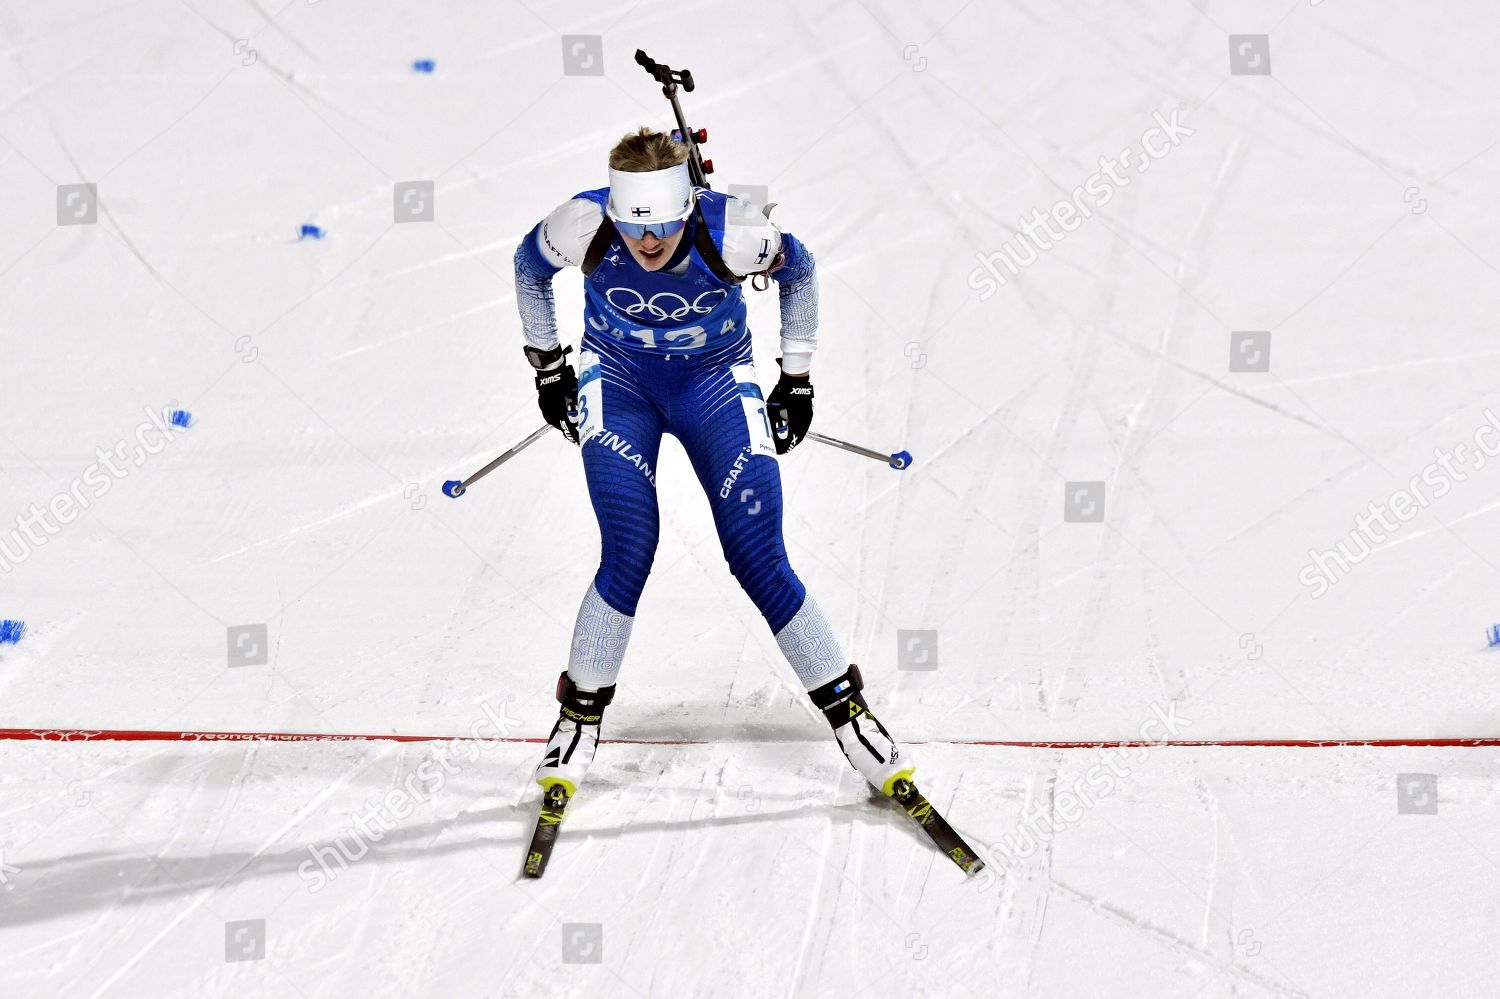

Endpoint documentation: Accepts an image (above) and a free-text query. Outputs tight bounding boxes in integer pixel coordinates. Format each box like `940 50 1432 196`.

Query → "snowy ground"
3 0 1499 996
5 741 1498 998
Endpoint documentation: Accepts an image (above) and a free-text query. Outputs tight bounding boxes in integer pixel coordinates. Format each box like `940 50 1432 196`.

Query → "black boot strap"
809 666 867 728
556 671 616 725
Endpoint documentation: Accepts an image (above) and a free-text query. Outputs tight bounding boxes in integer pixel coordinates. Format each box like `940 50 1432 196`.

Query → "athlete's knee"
723 548 804 631
594 534 657 615
585 441 661 615
718 499 790 574
724 544 796 590
713 497 796 605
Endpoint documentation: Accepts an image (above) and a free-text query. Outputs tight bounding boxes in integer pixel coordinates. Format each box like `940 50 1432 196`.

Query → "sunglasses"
612 216 689 241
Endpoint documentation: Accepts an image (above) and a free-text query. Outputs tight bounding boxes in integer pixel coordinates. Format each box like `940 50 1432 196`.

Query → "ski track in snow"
1050 879 1307 998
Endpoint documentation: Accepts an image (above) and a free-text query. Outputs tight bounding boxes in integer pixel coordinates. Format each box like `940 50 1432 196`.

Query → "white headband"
606 163 693 224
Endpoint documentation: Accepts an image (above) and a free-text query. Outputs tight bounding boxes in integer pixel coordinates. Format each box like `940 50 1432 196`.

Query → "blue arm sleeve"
514 222 563 351
773 233 818 372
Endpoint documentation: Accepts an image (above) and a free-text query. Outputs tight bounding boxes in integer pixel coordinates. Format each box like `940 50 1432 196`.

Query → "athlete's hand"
766 361 813 454
526 344 580 444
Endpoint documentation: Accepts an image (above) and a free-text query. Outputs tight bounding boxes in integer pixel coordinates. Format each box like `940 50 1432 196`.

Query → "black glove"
525 344 580 444
766 360 813 454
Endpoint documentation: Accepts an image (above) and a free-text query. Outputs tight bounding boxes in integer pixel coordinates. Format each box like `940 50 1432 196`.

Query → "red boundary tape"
1 727 1497 748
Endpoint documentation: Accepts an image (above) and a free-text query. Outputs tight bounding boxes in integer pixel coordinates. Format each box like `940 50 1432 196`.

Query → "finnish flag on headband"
606 162 693 224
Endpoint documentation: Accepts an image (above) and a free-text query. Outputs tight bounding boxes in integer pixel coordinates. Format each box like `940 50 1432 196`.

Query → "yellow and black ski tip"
888 778 986 876
522 783 573 878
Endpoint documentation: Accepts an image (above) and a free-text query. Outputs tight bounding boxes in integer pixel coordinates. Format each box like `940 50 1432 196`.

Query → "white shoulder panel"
535 198 603 269
718 196 784 278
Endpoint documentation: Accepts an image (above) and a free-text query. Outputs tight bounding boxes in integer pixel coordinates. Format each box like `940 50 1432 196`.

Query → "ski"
889 778 986 876
521 783 571 878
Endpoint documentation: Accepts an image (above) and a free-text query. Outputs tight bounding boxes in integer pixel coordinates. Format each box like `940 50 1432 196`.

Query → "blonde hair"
609 127 688 172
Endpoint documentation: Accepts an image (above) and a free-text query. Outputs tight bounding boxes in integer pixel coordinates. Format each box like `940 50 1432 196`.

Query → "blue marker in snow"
299 224 325 240
1489 624 1500 648
168 409 194 429
0 620 25 645
412 59 435 73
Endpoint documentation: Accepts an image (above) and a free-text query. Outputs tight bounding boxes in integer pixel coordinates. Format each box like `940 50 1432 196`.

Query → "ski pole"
806 431 913 471
442 425 553 498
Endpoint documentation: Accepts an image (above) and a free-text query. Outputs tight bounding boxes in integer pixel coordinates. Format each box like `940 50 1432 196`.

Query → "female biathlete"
513 128 912 805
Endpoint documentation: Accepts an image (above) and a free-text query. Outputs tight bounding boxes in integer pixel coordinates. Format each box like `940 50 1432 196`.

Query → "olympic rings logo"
605 287 727 321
